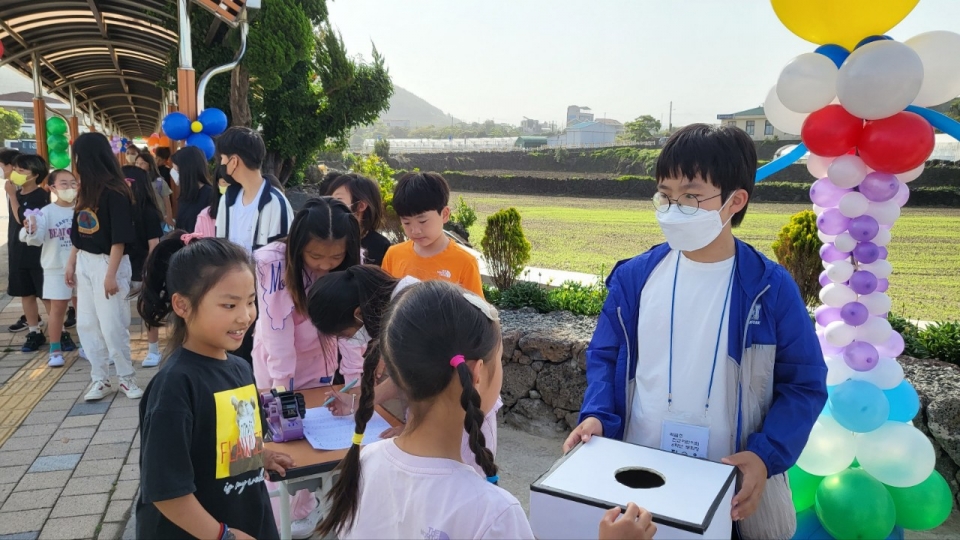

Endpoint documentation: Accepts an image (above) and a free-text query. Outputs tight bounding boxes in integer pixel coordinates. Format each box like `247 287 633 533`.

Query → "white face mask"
56 188 78 204
656 196 734 252
170 168 180 185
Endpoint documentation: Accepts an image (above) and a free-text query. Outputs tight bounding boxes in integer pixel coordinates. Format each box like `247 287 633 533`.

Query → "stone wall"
500 311 960 506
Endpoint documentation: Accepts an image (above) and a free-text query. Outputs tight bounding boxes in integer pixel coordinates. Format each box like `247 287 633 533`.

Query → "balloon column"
161 108 228 160
762 1 959 538
45 117 71 169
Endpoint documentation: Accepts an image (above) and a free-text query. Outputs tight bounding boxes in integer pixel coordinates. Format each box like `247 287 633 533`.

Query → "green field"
460 193 960 322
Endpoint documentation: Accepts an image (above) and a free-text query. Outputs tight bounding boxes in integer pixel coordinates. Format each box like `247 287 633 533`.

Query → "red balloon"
801 105 864 157
858 112 934 174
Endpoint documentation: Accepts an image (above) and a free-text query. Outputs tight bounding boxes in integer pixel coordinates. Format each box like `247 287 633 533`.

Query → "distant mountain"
381 86 461 127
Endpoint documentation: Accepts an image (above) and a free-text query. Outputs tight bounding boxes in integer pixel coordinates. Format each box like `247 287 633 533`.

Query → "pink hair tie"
450 355 465 368
181 232 205 245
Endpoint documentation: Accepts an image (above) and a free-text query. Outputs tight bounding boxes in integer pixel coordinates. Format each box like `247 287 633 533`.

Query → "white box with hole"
530 437 736 539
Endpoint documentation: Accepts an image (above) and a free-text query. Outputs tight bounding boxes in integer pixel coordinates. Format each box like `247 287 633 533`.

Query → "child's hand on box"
722 451 768 521
563 417 603 453
598 502 657 540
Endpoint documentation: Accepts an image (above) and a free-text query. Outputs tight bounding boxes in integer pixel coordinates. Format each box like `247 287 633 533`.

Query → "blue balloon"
198 108 228 136
162 112 193 141
884 380 920 423
815 44 850 68
756 143 807 182
829 380 890 433
856 35 893 49
120 137 128 145
186 133 216 160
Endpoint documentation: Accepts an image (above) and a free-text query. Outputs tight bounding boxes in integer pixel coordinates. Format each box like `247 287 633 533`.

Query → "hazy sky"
327 0 960 127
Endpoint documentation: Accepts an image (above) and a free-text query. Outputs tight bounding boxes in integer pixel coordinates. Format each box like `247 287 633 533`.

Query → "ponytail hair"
138 230 254 357
307 265 398 340
317 280 502 537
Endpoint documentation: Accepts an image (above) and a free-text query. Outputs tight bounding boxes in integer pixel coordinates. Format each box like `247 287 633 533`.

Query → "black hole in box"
615 467 666 489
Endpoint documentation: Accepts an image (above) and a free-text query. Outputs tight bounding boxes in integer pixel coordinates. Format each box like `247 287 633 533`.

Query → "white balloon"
851 356 904 389
818 231 837 244
837 41 925 120
764 85 808 135
807 155 835 179
906 31 960 107
859 292 892 316
857 316 893 344
857 422 935 487
820 283 857 308
812 204 826 216
796 416 857 477
897 163 925 183
777 53 840 113
866 200 901 225
827 155 868 189
826 260 855 283
838 191 870 218
862 259 893 279
825 320 857 347
835 232 857 252
873 227 892 247
825 355 855 386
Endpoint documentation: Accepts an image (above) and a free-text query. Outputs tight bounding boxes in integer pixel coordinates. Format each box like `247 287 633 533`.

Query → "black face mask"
217 162 238 186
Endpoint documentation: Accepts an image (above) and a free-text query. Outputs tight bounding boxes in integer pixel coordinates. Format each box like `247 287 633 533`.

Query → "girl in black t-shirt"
172 146 213 233
125 167 164 367
136 234 293 540
325 173 393 266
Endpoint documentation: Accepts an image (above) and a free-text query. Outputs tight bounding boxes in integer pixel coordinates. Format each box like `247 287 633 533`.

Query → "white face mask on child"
656 196 733 252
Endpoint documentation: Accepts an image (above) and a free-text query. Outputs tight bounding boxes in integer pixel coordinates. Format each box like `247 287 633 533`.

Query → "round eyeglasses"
652 192 722 215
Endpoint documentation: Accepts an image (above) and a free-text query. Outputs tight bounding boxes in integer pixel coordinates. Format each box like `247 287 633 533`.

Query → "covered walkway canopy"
0 1 180 140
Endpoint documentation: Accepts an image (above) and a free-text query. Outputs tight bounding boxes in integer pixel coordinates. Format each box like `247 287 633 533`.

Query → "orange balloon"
147 135 161 147
158 136 172 147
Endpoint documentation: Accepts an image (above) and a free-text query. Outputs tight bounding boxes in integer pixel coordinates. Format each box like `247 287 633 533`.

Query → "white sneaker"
85 379 114 401
48 353 65 368
119 376 143 399
142 351 161 368
78 347 88 360
290 497 324 539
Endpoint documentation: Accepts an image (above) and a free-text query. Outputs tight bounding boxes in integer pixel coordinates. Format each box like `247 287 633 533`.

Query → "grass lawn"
459 192 960 322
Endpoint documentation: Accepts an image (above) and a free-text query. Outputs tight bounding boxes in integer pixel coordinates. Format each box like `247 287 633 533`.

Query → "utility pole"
668 101 673 132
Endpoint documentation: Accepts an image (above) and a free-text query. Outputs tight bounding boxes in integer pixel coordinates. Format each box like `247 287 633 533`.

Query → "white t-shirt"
624 250 736 462
228 180 266 252
342 439 534 539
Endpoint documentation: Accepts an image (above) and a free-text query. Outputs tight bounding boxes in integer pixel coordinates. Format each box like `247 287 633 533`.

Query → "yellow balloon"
771 0 919 50
191 121 203 133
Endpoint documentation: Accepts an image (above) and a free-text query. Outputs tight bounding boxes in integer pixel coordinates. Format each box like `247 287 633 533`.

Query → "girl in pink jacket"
252 197 362 538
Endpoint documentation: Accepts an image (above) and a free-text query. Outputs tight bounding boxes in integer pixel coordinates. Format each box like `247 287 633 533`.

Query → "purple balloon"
818 208 852 236
819 270 831 287
858 172 900 202
818 331 843 355
840 302 870 326
848 215 880 241
810 178 851 207
816 305 843 326
849 270 879 295
853 242 880 264
820 243 850 263
843 341 880 371
876 278 890 293
891 182 910 207
877 330 905 357
877 247 888 259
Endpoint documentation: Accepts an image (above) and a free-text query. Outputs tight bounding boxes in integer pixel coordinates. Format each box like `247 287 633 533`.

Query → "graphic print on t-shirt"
214 383 265 479
76 208 100 234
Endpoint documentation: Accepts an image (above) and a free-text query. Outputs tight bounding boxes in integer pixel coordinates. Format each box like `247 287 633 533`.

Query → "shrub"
499 281 554 313
373 138 390 161
481 208 532 291
547 280 608 317
346 153 404 241
482 283 501 306
451 195 478 231
918 321 960 365
772 210 823 305
887 313 928 358
553 147 569 163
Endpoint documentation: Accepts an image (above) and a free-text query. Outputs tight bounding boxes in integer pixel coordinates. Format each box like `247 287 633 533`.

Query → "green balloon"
887 471 953 531
49 150 70 169
47 135 68 153
816 469 896 540
46 116 67 136
788 465 823 512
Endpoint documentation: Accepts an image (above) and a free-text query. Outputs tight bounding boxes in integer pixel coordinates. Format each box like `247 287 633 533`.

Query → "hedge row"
442 172 960 207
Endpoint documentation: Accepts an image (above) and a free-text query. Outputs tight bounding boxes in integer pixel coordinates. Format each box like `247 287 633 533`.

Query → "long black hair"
307 265 398 339
317 281 502 537
74 132 132 210
285 197 361 314
171 146 211 204
138 232 254 357
325 173 384 236
125 166 164 218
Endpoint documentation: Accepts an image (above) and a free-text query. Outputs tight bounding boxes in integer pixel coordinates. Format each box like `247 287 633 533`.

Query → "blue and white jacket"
579 240 827 539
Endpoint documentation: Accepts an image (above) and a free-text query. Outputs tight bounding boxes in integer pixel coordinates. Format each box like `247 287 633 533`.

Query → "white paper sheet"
301 406 392 450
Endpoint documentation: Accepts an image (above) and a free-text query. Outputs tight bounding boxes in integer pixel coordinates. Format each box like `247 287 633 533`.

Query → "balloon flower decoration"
161 108 228 160
109 135 129 154
753 1 960 539
45 117 71 169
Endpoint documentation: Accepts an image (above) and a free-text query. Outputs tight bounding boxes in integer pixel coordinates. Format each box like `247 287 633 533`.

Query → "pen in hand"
321 378 359 408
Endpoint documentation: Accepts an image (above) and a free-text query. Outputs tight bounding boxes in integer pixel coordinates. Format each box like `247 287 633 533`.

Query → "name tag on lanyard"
660 419 710 459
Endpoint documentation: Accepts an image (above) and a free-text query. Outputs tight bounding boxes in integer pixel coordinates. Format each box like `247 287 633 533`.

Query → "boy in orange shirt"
382 172 483 296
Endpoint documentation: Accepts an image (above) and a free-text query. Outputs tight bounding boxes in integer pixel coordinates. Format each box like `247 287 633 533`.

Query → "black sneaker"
21 331 47 352
60 332 77 352
8 315 28 333
64 307 77 329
